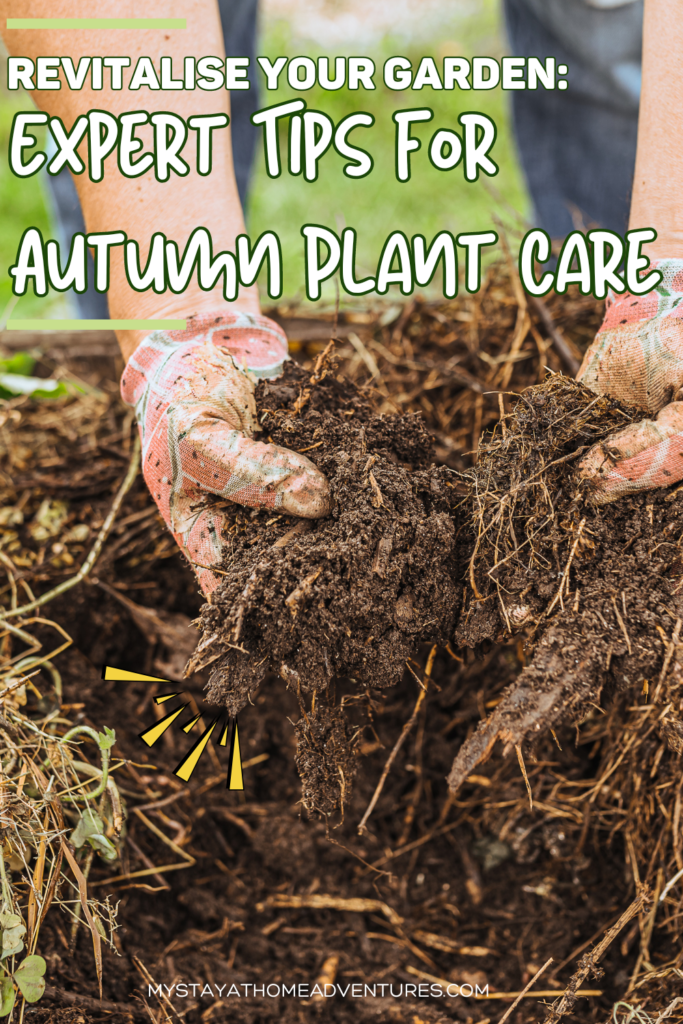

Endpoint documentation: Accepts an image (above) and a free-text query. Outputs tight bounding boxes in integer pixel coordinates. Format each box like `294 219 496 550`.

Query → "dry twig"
357 645 437 834
543 889 651 1024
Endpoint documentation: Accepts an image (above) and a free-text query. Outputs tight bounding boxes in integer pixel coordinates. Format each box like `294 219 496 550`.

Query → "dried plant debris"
449 373 683 790
6 283 683 1021
194 355 461 717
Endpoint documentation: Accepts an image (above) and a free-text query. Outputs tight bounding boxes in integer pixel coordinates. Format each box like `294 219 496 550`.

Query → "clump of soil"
449 373 683 790
193 354 461 807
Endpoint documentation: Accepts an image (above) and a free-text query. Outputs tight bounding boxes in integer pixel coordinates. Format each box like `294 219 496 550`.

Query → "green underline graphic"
6 18 186 29
7 319 187 331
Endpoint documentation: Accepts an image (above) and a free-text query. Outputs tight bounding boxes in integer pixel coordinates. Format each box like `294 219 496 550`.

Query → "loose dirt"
2 274 682 1023
195 363 683 818
194 355 461 812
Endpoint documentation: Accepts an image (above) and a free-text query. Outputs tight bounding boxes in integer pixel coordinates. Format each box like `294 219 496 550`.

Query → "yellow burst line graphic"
174 719 218 782
106 666 244 788
104 666 170 683
227 720 243 790
139 703 189 747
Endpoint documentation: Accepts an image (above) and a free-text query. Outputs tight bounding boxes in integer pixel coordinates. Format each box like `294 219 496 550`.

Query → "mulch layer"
1 265 681 1024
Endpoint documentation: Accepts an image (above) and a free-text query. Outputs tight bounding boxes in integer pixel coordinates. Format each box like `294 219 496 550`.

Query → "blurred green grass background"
0 0 529 321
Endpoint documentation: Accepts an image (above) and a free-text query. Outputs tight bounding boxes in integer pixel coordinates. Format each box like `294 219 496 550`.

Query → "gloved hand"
577 259 683 502
121 312 331 594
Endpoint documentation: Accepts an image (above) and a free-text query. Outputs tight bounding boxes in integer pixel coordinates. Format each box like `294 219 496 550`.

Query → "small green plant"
0 952 46 1018
0 621 123 1020
71 808 118 862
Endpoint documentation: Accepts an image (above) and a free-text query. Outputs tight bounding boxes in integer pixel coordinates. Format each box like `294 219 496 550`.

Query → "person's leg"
42 0 260 320
504 0 643 237
217 0 260 208
44 163 108 319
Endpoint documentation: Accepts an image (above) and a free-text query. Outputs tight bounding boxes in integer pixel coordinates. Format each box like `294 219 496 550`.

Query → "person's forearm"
629 0 683 259
1 1 259 360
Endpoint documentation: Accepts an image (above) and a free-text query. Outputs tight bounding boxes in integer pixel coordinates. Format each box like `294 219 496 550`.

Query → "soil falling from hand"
192 354 462 811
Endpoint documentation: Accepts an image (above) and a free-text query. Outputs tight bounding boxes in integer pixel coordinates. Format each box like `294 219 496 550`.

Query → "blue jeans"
504 0 643 238
45 0 260 319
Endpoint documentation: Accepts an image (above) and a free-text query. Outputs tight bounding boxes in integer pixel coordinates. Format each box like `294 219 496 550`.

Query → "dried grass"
1 264 681 1020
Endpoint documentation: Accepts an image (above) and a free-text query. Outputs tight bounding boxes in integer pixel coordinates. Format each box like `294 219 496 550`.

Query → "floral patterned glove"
121 312 331 594
578 259 683 502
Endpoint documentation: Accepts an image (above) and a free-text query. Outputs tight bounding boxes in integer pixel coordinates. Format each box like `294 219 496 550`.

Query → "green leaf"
0 352 35 376
0 916 26 960
0 975 15 1016
71 809 105 849
97 726 116 751
87 834 117 862
15 956 46 1004
1 934 25 957
1 937 24 961
72 810 117 860
32 384 73 400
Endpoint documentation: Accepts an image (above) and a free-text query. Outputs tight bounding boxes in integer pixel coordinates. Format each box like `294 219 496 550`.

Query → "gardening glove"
121 312 331 594
577 259 683 502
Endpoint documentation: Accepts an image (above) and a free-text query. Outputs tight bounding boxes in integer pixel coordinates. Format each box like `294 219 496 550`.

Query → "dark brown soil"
30 593 683 1024
195 358 461 812
3 277 682 1024
196 363 683 814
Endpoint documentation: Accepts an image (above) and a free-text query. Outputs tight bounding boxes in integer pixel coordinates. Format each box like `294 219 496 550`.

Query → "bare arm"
1 0 259 360
629 0 683 258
